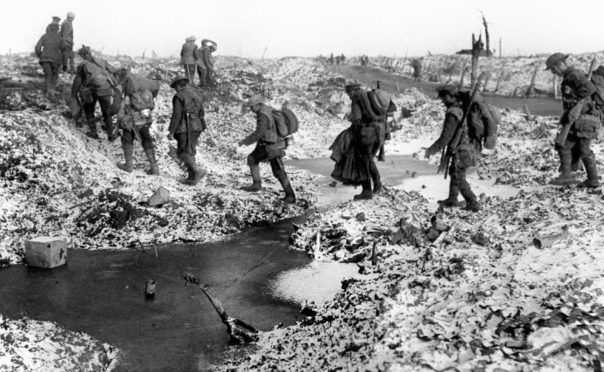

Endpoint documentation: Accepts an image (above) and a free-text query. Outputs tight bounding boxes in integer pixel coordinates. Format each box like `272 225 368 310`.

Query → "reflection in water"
269 261 362 304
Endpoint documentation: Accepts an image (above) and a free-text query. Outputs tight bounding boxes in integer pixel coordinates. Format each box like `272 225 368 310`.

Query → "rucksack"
591 66 604 107
281 108 299 134
272 108 299 138
272 110 290 138
468 101 500 150
130 89 155 111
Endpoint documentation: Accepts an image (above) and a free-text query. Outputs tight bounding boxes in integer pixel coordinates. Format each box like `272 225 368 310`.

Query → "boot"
377 145 385 162
276 170 296 204
241 163 262 192
373 180 383 194
144 148 159 175
116 144 134 172
550 151 575 185
187 162 206 186
86 119 99 139
354 183 373 200
438 184 461 207
578 157 600 188
463 199 482 212
459 179 480 212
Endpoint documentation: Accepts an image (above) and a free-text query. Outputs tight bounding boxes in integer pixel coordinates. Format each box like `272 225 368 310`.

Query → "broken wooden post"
526 64 539 97
459 66 469 89
481 11 492 57
183 273 258 343
482 71 492 92
523 104 532 122
587 55 598 79
494 71 505 94
470 33 484 87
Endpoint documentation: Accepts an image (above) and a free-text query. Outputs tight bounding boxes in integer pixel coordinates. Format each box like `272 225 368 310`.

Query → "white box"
24 236 68 268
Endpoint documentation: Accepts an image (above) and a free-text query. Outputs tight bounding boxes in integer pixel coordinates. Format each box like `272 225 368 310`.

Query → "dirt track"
338 64 561 116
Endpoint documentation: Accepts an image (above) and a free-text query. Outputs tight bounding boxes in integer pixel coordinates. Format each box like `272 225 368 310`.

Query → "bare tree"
481 11 493 57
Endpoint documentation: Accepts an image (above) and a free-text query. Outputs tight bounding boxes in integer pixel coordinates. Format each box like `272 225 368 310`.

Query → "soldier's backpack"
468 101 500 150
272 108 300 138
281 108 299 135
272 111 290 138
130 89 155 111
590 66 604 108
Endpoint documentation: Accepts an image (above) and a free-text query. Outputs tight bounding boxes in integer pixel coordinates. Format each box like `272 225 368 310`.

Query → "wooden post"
523 104 532 122
482 12 492 57
587 54 598 79
470 33 484 87
459 66 469 89
494 71 505 93
482 71 492 92
526 64 539 97
553 75 559 99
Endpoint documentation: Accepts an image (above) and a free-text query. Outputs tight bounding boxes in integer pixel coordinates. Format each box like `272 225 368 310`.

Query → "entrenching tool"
183 273 258 344
438 72 486 179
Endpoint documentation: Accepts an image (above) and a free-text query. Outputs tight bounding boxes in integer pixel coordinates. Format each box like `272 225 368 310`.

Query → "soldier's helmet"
545 53 569 71
435 85 458 99
170 76 189 89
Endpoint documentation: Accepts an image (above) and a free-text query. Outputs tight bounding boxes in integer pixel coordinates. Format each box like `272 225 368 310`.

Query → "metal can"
144 279 156 298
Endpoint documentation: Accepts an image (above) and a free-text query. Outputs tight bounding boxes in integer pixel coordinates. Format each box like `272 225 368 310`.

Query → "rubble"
3 53 604 371
0 314 117 371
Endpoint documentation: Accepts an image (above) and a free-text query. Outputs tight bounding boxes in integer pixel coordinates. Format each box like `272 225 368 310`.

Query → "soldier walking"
167 77 207 185
115 70 160 175
180 36 198 85
238 95 296 204
60 12 75 74
545 53 600 188
71 46 119 140
425 86 481 212
35 23 62 93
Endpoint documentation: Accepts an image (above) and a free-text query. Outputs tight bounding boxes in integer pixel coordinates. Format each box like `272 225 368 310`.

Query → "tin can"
145 279 156 298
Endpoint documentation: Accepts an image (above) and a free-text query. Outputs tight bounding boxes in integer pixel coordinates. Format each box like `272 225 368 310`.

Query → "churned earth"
2 54 604 371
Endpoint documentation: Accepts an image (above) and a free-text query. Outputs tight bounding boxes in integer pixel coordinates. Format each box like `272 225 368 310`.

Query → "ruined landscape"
1 25 604 372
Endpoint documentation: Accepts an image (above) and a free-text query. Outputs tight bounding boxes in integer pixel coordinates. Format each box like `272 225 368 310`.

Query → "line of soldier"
34 12 76 93
62 43 297 202
180 36 217 88
334 52 601 212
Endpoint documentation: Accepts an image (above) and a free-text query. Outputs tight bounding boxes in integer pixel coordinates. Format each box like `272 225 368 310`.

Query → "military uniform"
180 38 198 84
60 18 74 73
116 75 160 175
556 66 600 187
240 97 296 203
71 52 119 140
425 87 480 211
35 25 62 92
168 81 206 184
347 85 383 200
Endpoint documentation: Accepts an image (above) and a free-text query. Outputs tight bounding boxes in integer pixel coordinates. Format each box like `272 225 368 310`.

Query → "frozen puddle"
0 217 312 371
398 174 522 209
269 261 363 305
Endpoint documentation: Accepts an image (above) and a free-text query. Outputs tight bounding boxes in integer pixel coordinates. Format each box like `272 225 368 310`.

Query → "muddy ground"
1 54 604 371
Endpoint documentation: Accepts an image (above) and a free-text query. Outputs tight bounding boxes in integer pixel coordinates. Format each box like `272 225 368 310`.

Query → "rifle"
439 72 486 179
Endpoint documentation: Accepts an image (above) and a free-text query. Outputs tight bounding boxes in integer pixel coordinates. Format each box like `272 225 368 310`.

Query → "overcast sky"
4 0 604 58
